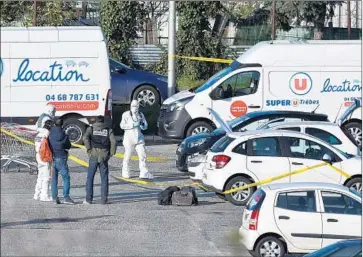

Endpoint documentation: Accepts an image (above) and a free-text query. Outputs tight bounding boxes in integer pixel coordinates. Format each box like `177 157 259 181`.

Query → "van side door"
208 68 263 122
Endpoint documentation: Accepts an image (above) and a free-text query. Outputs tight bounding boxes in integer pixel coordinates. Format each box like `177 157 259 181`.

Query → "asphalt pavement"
1 144 251 256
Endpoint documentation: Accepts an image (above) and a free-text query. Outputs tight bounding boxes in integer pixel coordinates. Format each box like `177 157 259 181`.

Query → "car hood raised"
163 90 195 105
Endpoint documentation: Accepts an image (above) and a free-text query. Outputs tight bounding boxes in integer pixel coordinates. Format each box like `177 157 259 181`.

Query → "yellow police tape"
222 162 350 195
71 143 167 162
0 128 89 167
169 55 233 64
0 127 352 195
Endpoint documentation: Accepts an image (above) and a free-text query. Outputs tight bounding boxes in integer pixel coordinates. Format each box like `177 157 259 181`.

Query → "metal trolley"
1 123 38 174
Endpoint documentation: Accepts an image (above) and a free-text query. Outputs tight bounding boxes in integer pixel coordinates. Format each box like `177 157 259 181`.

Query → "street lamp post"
168 1 176 98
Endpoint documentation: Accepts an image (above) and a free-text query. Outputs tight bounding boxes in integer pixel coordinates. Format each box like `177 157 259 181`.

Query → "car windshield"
210 136 235 153
109 58 131 70
195 61 242 93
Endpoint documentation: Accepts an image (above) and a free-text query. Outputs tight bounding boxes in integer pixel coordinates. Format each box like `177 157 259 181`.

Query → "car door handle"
327 219 338 222
279 216 290 220
292 162 304 166
251 160 262 163
248 105 261 109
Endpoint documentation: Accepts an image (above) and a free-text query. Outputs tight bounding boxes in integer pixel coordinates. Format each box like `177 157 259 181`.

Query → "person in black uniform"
83 115 117 204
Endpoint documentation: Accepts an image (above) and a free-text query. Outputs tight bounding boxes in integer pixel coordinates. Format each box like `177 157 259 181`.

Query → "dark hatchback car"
176 110 329 171
110 58 169 107
304 239 361 257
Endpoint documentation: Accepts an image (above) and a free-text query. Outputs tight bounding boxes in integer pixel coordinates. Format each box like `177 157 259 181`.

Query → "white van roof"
237 40 361 67
0 26 105 43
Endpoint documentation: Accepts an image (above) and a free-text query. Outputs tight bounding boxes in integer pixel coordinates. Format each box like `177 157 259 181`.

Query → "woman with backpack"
33 119 53 202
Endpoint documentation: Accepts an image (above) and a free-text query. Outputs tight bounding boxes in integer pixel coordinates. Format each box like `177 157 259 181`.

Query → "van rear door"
207 68 263 122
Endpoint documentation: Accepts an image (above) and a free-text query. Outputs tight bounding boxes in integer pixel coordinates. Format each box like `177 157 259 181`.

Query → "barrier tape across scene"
0 128 351 195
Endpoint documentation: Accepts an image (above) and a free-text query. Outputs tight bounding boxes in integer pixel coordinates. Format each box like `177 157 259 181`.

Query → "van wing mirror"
322 153 333 164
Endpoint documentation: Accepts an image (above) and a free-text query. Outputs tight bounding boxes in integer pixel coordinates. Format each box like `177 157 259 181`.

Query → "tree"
100 1 144 65
177 1 226 80
263 0 343 32
142 1 169 44
0 1 76 27
0 1 32 26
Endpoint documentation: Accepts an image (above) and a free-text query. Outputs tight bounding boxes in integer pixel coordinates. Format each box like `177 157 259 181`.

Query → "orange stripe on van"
49 101 99 111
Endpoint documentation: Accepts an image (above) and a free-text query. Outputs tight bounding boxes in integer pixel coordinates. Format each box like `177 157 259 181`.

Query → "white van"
0 26 112 144
158 40 362 144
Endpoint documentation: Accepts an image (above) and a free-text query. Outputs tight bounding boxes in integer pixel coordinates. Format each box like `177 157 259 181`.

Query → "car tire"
224 176 255 206
345 177 362 193
216 193 227 201
343 121 362 147
63 118 87 145
255 236 286 257
186 121 214 138
132 85 160 108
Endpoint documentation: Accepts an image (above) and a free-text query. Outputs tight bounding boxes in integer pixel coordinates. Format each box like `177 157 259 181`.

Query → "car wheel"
133 85 160 108
346 177 362 194
224 176 255 206
216 193 227 201
344 121 362 147
186 121 214 138
63 118 87 145
255 236 286 257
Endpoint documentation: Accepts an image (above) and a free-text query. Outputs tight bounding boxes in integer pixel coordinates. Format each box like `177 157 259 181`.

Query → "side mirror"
114 67 126 74
322 153 333 164
215 87 224 99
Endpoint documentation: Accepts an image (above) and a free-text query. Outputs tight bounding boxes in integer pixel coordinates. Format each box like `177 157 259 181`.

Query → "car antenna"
311 104 320 114
334 103 343 123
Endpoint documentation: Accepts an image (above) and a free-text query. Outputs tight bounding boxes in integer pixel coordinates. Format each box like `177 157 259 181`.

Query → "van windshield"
195 61 242 93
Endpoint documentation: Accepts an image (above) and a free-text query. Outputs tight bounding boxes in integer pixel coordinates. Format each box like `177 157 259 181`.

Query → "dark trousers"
86 157 109 203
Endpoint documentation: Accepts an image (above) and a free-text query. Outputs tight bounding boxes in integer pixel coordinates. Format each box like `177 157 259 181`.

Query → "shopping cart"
1 123 38 174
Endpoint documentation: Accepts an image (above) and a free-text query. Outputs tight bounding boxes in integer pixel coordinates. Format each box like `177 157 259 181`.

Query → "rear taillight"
105 89 112 117
212 155 231 169
249 210 260 230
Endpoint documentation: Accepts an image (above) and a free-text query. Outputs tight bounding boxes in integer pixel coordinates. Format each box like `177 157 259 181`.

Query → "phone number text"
45 94 99 101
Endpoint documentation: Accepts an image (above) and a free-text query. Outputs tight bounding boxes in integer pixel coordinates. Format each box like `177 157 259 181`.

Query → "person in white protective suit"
35 104 56 129
120 100 154 179
33 119 53 201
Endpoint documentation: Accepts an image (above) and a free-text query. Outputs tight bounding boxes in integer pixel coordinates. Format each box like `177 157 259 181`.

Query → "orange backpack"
39 137 53 162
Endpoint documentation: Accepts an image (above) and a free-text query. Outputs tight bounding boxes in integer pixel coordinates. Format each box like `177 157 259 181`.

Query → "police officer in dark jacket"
83 115 117 204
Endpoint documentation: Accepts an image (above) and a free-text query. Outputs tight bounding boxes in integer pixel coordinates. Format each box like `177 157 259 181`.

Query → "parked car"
176 110 330 172
201 130 362 206
110 58 168 108
267 121 360 156
304 239 361 257
239 182 361 257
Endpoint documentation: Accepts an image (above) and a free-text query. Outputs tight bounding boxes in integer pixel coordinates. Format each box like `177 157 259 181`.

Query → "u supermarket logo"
289 72 313 95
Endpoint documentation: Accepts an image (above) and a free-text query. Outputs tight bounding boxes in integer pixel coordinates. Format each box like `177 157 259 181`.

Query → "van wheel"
224 176 255 206
255 236 286 257
133 85 160 108
346 177 362 194
344 122 362 146
63 118 87 145
186 121 214 138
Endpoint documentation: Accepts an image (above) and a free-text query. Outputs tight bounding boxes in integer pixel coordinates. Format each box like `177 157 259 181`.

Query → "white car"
189 120 361 182
201 130 362 206
239 182 362 257
266 121 360 156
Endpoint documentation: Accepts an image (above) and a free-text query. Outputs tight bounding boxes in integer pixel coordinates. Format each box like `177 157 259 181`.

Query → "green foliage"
100 1 145 65
263 0 342 32
176 1 226 81
1 1 76 27
177 76 205 90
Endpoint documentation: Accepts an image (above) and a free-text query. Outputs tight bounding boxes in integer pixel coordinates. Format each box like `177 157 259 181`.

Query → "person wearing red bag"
33 119 53 202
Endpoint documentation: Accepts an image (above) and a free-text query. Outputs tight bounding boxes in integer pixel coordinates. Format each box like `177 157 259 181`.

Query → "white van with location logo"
157 40 362 145
0 26 112 144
